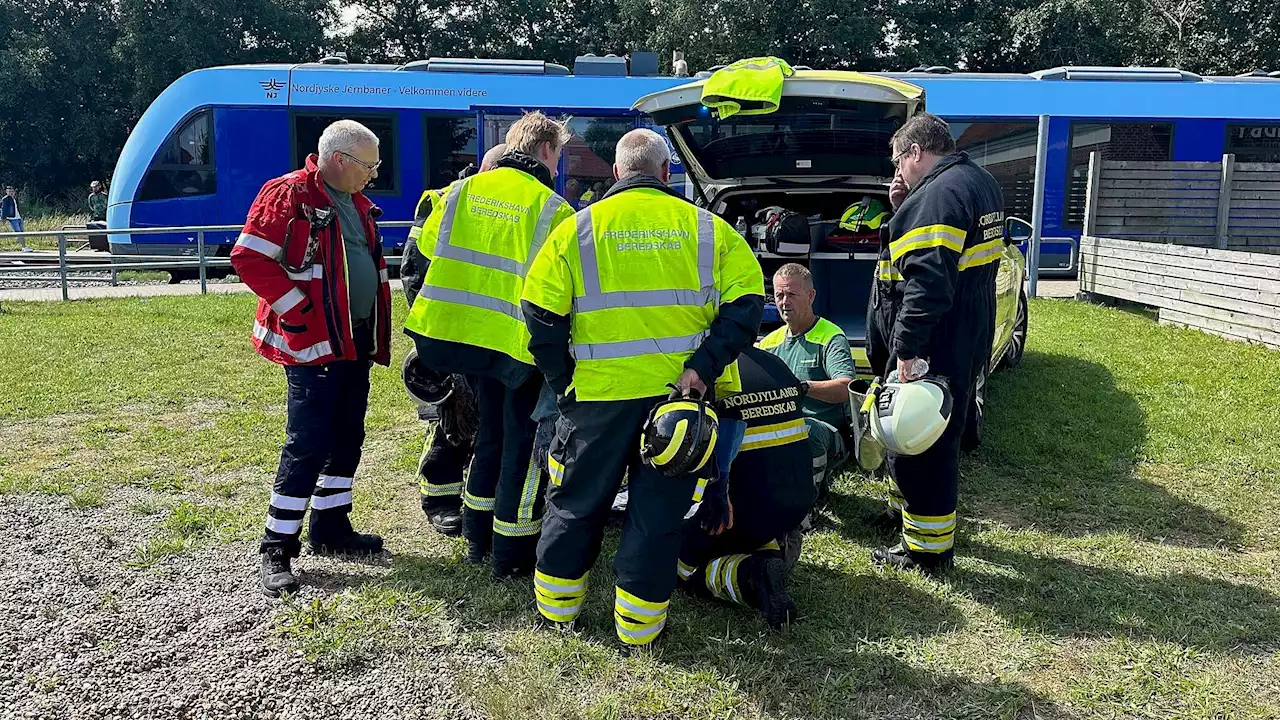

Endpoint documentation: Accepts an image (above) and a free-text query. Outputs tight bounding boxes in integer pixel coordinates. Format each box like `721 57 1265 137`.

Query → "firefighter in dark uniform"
677 346 815 628
865 113 1004 572
401 146 507 536
521 128 764 649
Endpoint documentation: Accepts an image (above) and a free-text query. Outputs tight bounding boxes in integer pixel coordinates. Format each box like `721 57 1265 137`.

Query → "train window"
950 121 1038 223
562 117 633 210
481 114 523 154
424 115 478 187
292 114 397 193
138 110 216 201
1065 122 1173 228
1226 123 1280 163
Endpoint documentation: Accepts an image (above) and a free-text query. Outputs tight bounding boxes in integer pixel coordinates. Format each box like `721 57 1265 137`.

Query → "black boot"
743 557 796 630
260 549 299 597
421 499 463 537
463 541 488 565
308 513 384 556
871 543 953 574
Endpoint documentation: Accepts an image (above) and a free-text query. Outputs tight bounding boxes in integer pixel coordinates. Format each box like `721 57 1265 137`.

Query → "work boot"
744 557 796 630
871 543 953 575
491 560 535 582
308 528 384 556
425 505 463 537
463 541 488 566
260 549 299 597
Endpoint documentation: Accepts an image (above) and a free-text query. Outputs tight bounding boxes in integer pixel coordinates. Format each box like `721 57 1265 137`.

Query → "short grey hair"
614 129 669 178
318 120 379 159
480 143 508 171
890 113 955 157
774 262 814 290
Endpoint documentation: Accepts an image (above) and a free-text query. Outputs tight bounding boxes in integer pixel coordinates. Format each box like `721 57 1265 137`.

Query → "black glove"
699 476 734 536
439 374 478 448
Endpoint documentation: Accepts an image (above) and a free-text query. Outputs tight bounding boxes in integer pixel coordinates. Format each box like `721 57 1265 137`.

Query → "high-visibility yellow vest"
404 168 573 366
701 56 795 119
523 187 765 401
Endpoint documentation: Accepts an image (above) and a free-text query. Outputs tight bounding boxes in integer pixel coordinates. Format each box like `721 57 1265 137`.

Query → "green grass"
1 293 1278 719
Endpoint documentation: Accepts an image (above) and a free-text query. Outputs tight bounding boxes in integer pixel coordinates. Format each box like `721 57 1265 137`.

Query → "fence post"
1027 114 1050 299
1215 153 1235 250
197 230 207 295
58 234 69 301
1079 152 1103 296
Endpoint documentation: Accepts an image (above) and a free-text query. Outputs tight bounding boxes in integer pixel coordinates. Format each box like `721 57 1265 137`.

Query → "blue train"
107 56 1280 279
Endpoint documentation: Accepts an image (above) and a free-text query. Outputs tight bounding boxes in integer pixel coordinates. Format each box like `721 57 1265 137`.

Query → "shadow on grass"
966 349 1243 548
307 533 1066 719
956 543 1280 653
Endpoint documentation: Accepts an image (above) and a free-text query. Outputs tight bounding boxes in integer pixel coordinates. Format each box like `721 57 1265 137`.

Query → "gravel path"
0 494 473 720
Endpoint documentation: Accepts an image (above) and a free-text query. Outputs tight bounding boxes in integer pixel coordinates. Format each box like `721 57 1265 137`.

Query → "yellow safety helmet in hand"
866 376 953 456
640 384 719 477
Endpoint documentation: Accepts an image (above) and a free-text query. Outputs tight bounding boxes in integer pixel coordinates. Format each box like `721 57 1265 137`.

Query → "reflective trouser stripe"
692 477 708 503
266 516 302 535
887 476 905 512
310 491 352 510
421 481 463 497
902 511 956 553
493 517 543 537
535 570 588 623
705 554 749 605
317 474 353 489
463 491 495 512
614 586 670 646
677 559 697 581
547 455 565 486
517 446 539 523
270 493 308 512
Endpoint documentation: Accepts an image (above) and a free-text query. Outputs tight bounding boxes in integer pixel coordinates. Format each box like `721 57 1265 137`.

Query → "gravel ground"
0 493 473 720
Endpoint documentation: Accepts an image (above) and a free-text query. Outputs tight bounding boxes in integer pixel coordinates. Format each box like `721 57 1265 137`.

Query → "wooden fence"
1081 154 1280 254
1079 236 1280 349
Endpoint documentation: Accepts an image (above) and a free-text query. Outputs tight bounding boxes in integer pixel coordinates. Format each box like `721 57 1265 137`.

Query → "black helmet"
640 384 720 477
757 206 810 256
402 348 454 406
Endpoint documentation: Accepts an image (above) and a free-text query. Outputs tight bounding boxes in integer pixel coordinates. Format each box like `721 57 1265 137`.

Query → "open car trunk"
633 71 926 374
707 185 889 353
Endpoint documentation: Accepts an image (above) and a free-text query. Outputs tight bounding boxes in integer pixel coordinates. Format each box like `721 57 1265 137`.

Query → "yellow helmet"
640 385 719 477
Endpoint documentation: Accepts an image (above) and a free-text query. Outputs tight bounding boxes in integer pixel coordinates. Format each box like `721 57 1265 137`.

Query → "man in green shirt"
325 181 379 328
757 263 855 509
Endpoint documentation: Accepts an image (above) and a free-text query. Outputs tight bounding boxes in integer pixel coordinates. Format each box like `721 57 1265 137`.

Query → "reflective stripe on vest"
434 181 565 280
569 206 717 362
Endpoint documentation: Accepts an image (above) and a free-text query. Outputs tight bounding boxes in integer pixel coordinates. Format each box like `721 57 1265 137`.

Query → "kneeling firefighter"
864 113 1004 572
521 128 764 649
677 346 815 629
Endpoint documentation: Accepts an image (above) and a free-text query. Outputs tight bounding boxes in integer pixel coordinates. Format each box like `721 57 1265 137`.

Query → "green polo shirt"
757 317 855 427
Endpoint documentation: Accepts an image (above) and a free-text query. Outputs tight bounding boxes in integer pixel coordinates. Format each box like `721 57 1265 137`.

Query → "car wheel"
961 360 987 453
1000 292 1029 370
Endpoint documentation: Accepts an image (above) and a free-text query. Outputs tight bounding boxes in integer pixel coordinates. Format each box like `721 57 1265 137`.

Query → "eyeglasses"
340 151 382 173
891 146 917 168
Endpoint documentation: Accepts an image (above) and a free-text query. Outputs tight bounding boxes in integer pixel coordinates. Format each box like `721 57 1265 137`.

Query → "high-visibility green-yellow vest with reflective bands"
523 187 766 402
404 167 573 366
701 56 795 119
407 188 442 245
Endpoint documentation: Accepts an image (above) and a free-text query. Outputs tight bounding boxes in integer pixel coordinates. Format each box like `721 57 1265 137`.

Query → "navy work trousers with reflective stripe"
260 357 371 557
538 395 698 611
418 419 469 513
463 373 545 571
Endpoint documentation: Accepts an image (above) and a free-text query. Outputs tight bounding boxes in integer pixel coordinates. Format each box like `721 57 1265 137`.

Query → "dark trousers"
417 420 469 513
678 477 810 608
463 373 545 570
534 395 697 646
260 359 370 557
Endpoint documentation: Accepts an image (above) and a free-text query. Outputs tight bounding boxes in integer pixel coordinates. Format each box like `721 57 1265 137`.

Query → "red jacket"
230 155 392 367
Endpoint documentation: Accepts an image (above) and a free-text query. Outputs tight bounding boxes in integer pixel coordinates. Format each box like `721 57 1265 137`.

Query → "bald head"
480 143 508 172
613 129 670 182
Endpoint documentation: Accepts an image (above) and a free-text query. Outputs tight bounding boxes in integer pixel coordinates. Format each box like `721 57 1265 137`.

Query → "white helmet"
867 376 953 456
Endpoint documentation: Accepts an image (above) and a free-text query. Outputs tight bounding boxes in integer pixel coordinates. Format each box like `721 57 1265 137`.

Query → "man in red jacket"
230 119 394 597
